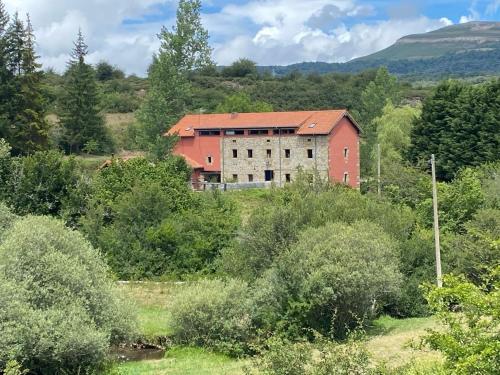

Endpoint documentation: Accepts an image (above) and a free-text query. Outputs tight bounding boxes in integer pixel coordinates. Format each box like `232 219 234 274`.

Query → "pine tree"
13 14 50 154
136 0 213 158
59 30 111 154
0 0 11 140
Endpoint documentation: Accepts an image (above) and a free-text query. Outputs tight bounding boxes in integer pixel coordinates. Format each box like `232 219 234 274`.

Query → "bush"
252 221 402 339
1 151 89 220
0 216 137 374
423 267 500 375
169 278 253 356
219 182 414 281
250 336 374 375
0 202 18 239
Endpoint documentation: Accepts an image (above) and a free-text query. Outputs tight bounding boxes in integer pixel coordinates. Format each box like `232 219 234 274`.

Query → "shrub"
452 209 500 286
0 216 137 374
2 151 89 220
169 278 253 356
250 337 374 375
219 183 414 281
423 267 500 375
0 202 18 239
252 221 402 339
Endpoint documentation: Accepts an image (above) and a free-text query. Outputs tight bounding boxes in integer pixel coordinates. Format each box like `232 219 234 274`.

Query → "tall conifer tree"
59 30 111 154
0 0 11 140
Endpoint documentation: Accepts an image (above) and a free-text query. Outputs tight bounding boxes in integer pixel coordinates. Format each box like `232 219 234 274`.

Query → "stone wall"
221 135 329 185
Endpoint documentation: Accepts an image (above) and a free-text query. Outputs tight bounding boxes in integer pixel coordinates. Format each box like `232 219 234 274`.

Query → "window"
249 129 269 135
343 173 349 184
199 130 220 136
232 174 238 182
247 149 253 158
266 149 272 158
344 147 349 158
285 149 291 158
273 129 295 135
285 174 291 183
207 156 213 165
265 170 274 182
307 149 313 159
248 174 254 182
224 130 244 135
232 149 238 158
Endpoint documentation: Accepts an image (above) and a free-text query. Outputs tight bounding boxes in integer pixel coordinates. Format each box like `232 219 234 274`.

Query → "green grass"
226 188 274 223
365 315 442 369
116 283 443 373
109 347 247 375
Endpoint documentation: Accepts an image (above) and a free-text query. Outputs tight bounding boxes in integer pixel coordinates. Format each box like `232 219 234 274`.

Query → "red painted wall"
173 133 221 172
328 117 360 188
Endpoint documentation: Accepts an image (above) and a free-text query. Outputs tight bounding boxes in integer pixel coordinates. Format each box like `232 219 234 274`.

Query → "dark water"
111 344 166 362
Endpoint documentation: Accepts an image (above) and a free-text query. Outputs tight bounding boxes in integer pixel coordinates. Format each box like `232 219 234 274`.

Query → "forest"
0 0 499 374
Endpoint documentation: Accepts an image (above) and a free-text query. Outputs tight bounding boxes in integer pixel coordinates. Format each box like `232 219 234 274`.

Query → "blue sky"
4 0 500 75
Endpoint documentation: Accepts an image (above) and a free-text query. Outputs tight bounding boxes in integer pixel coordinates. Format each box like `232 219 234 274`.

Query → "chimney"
231 112 238 119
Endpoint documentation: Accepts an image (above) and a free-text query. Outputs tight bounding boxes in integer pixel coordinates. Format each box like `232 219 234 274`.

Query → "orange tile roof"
166 110 359 137
178 153 203 169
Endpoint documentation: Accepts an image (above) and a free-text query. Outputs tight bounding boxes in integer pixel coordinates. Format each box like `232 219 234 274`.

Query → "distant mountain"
259 22 500 79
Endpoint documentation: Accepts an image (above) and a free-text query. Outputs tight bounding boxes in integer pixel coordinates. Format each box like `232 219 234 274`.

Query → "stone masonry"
221 134 329 185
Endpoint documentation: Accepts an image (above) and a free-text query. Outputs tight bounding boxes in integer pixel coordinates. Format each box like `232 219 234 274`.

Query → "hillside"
260 22 500 79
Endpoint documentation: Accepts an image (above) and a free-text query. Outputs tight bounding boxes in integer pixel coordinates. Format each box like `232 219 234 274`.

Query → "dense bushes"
81 157 239 278
0 149 89 221
423 267 500 375
252 221 402 339
0 215 137 374
169 279 253 356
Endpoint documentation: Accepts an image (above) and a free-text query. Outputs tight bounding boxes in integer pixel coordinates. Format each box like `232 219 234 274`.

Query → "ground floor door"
264 170 274 182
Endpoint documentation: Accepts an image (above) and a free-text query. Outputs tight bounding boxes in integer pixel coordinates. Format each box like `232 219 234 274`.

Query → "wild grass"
110 347 247 375
366 315 442 369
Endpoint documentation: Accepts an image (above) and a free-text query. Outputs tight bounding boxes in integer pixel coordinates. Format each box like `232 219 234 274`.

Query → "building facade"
167 110 361 188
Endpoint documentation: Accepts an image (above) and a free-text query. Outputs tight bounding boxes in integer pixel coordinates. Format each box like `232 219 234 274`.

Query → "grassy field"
110 282 442 374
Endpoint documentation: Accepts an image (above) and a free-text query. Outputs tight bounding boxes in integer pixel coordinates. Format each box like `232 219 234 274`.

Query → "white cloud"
486 0 500 15
212 0 455 65
3 0 172 75
1 0 464 74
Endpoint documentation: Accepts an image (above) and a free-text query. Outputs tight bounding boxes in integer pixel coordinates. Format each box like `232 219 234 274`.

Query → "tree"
95 60 124 81
135 0 213 156
59 30 112 153
409 80 500 181
13 15 49 154
358 67 401 177
222 58 258 78
0 215 137 374
423 267 499 375
215 92 272 113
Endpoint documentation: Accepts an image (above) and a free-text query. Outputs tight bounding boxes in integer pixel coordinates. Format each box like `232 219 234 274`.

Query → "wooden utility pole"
431 154 443 287
377 143 381 197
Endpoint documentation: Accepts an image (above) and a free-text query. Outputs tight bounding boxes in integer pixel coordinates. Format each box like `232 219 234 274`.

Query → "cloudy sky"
3 0 500 76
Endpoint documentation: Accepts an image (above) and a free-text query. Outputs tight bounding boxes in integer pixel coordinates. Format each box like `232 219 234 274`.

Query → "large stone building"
167 110 361 188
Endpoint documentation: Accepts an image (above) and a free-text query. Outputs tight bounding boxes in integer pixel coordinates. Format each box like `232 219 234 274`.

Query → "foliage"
252 221 402 339
222 58 258 78
417 168 484 233
135 0 212 155
409 79 499 181
0 215 137 374
170 278 253 356
1 150 89 220
95 60 125 81
250 336 374 375
59 30 112 154
0 202 18 239
423 267 500 375
0 10 49 155
452 209 500 286
219 182 414 281
82 157 238 279
215 92 273 113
